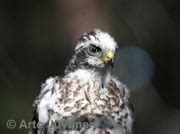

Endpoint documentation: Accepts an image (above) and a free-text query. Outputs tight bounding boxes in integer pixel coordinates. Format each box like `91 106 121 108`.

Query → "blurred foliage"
0 0 180 133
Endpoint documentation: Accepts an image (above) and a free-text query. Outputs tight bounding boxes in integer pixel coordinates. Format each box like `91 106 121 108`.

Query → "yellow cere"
106 51 115 59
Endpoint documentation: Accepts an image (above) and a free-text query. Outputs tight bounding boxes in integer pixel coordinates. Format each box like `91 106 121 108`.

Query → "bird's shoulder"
34 71 88 107
108 77 131 101
107 76 135 134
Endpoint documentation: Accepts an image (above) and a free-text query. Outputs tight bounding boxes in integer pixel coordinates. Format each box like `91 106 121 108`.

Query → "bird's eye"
87 44 102 56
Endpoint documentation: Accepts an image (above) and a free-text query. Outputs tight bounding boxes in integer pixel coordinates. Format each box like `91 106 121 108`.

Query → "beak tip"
107 60 114 68
111 63 114 68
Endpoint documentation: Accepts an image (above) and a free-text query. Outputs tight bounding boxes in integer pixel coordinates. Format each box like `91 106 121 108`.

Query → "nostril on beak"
107 56 111 59
106 51 114 60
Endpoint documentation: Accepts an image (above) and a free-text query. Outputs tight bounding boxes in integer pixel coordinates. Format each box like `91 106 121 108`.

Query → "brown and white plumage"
30 29 134 134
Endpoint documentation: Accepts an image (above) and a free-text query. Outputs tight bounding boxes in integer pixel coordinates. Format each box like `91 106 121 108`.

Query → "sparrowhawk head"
73 29 118 69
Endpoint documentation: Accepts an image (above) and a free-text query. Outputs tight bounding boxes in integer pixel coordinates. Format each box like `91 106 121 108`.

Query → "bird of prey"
30 29 134 134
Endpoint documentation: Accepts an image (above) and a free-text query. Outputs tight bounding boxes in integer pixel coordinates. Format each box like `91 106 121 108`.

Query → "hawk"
30 29 134 134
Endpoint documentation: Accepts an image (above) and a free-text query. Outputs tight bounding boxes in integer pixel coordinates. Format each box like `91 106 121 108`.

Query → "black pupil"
91 47 97 53
90 45 101 53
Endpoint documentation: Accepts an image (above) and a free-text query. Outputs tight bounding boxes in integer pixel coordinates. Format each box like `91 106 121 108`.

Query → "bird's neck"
65 54 111 86
65 54 96 74
66 67 111 87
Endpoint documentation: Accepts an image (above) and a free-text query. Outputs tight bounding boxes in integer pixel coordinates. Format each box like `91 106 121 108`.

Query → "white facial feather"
95 29 118 51
75 29 118 52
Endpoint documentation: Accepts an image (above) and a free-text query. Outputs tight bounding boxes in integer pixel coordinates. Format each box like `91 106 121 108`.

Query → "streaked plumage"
30 29 134 134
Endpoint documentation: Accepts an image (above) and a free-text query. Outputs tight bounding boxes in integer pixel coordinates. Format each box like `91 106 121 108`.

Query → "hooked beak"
107 59 114 68
103 50 115 68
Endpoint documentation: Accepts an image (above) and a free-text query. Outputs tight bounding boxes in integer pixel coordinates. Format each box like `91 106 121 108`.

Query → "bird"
29 29 134 134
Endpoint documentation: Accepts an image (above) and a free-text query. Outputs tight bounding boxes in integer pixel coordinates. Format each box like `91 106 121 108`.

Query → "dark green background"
0 0 180 133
